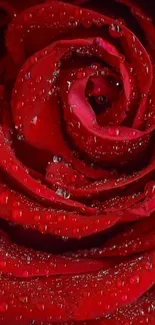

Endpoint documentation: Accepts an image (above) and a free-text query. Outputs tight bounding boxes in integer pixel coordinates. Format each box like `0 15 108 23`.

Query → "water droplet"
18 296 28 303
117 280 124 288
35 76 42 83
30 56 38 64
12 209 23 220
129 130 137 137
16 315 23 321
0 261 7 268
77 71 86 79
95 96 105 104
25 72 31 79
36 187 41 195
145 261 153 270
0 303 8 312
63 50 72 61
145 65 149 74
56 188 70 199
63 191 70 199
11 164 19 172
34 215 41 222
36 304 45 311
68 20 78 28
45 269 50 276
116 81 120 87
13 200 21 208
83 20 92 28
129 275 140 284
109 24 122 37
23 13 32 22
0 193 9 205
31 116 38 125
16 101 24 110
108 127 120 136
115 128 120 136
53 156 62 163
122 295 128 302
22 270 29 277
145 181 155 197
93 17 105 27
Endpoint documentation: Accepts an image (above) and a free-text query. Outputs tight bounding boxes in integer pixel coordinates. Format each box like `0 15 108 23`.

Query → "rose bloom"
0 0 155 323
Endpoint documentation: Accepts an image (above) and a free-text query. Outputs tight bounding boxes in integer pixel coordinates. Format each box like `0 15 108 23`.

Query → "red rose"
0 0 155 323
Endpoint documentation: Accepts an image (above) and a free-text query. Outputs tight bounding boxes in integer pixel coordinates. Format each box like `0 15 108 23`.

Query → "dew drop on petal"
11 164 19 172
30 56 38 64
0 193 9 205
31 116 38 125
145 181 155 197
56 188 70 199
36 304 45 311
108 127 120 136
18 296 28 303
34 215 41 222
109 24 122 37
117 280 124 288
53 156 62 163
16 101 24 110
129 275 140 284
22 270 29 277
0 261 7 268
25 72 31 79
35 76 42 83
121 295 128 302
145 261 153 270
0 303 8 312
12 209 23 220
83 20 92 28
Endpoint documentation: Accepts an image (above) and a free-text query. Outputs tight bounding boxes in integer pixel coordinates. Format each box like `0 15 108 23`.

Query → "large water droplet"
53 156 62 163
56 188 70 199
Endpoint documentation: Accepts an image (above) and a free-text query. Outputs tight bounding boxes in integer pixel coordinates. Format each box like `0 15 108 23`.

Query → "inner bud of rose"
86 72 122 122
11 36 152 171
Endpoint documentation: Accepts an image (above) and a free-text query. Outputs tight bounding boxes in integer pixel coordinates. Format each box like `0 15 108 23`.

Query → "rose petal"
0 251 154 322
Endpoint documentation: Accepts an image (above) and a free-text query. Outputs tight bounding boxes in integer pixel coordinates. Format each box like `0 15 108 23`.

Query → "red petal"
0 251 154 322
0 229 105 277
0 126 95 214
0 182 119 238
77 216 155 258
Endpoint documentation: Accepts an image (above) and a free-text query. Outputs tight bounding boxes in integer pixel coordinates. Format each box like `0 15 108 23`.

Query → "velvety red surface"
0 0 155 324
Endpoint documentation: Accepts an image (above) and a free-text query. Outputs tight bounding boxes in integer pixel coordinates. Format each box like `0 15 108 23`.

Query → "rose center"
86 75 122 125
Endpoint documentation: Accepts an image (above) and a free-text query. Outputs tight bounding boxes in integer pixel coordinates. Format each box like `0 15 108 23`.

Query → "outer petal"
0 251 155 322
